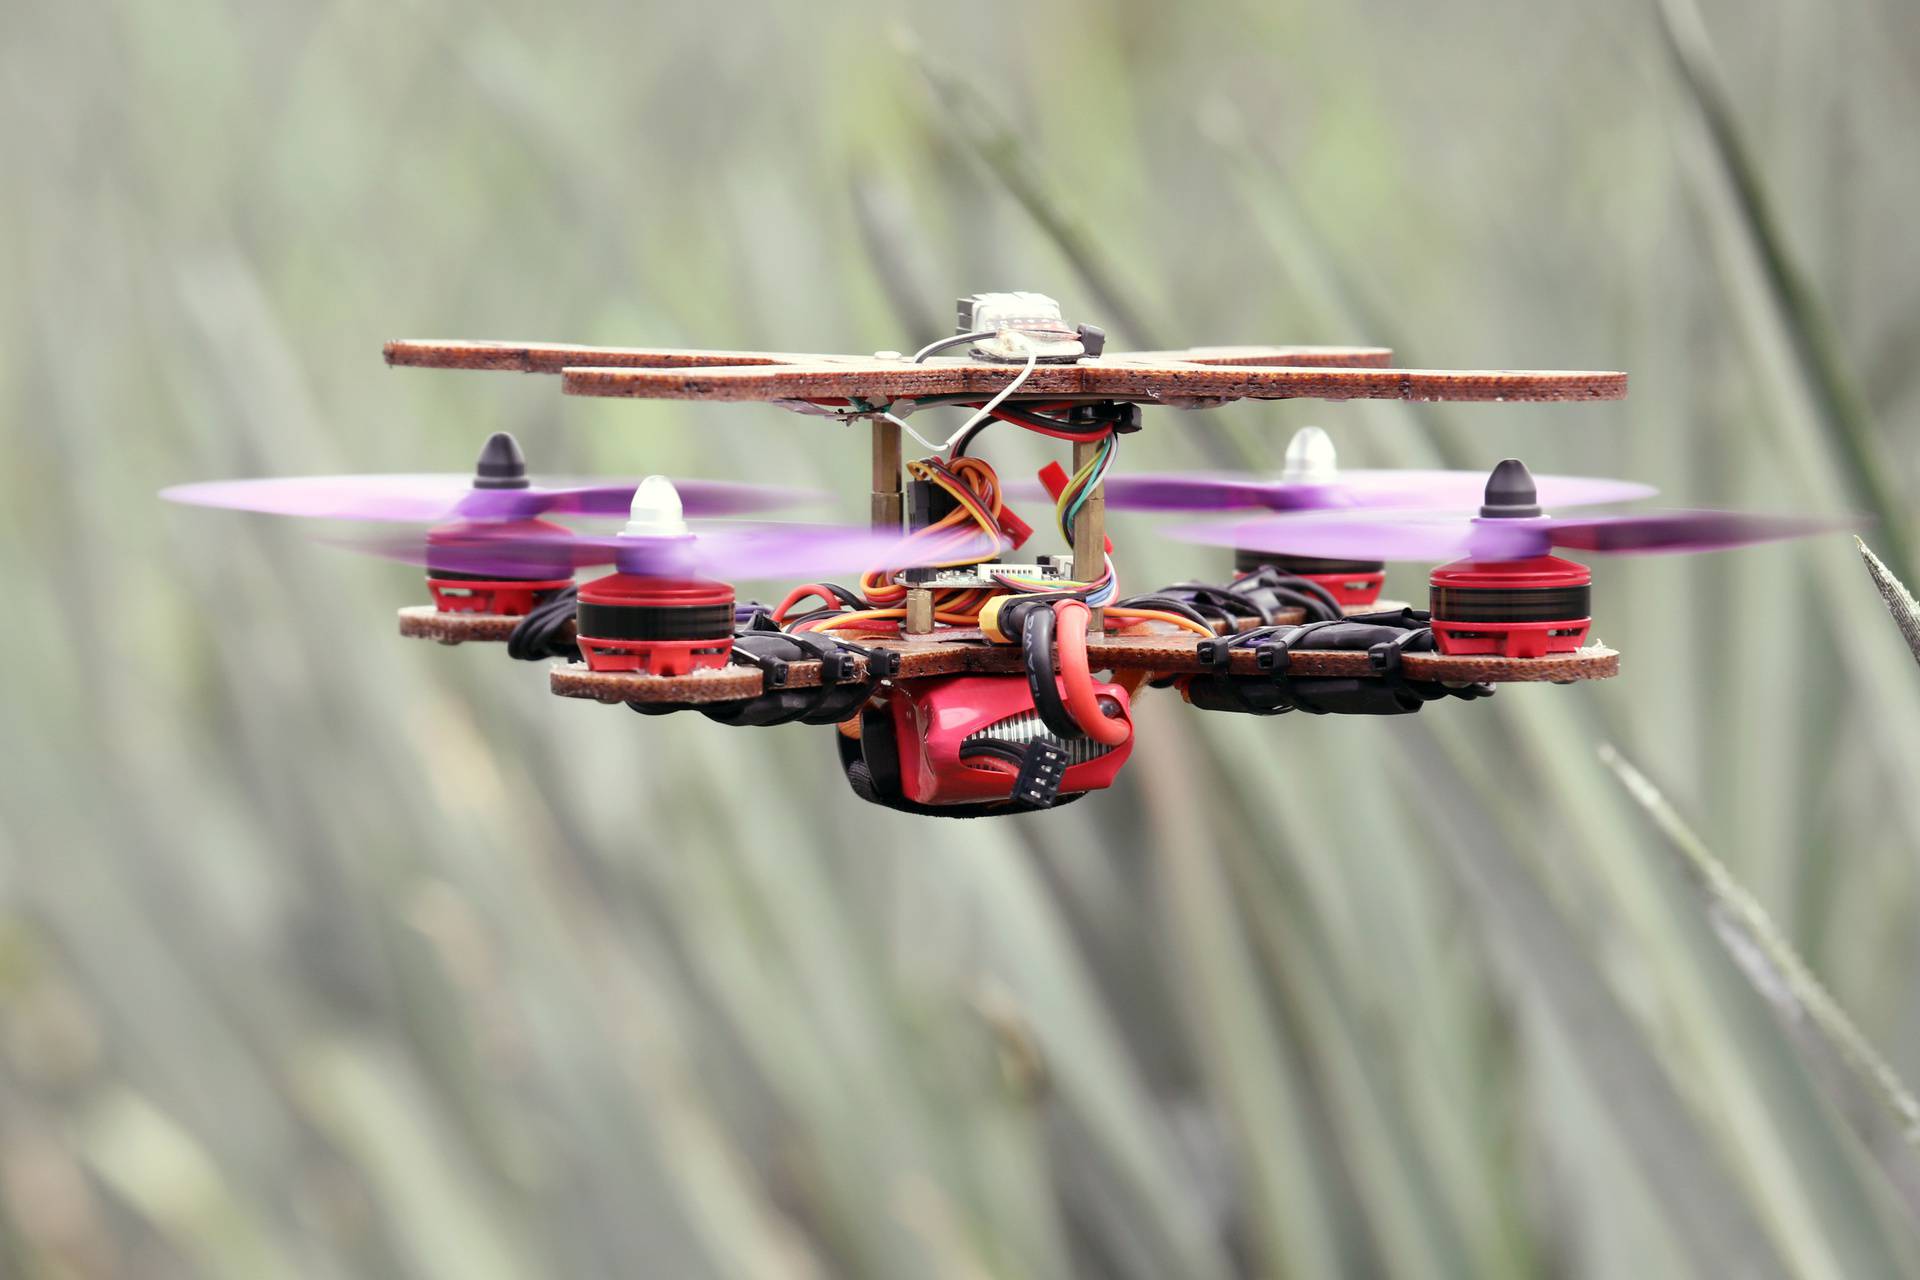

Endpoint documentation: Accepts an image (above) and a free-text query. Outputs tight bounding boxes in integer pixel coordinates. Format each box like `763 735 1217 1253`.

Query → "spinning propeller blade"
337 520 997 583
1091 468 1656 513
160 433 817 523
1166 456 1855 562
1167 509 1852 563
1024 428 1657 514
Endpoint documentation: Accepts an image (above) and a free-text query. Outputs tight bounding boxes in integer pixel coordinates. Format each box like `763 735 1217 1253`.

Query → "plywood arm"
383 340 824 373
556 360 1627 405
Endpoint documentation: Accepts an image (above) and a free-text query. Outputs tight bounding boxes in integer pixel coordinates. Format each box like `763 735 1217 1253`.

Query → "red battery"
886 674 1133 807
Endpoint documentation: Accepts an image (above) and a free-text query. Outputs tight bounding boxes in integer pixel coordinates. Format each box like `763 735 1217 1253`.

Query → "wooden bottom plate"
396 607 1616 705
395 600 1400 646
548 631 1617 705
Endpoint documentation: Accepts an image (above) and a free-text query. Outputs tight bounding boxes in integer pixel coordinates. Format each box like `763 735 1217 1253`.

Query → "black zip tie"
1367 627 1428 677
825 637 903 679
1196 624 1289 670
1255 619 1353 674
728 644 793 688
732 631 860 686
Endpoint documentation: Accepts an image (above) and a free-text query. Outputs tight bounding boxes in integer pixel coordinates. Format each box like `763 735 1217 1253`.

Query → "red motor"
1426 458 1595 658
426 518 575 615
424 434 574 615
575 573 736 675
886 674 1133 807
1236 549 1384 608
1428 555 1591 658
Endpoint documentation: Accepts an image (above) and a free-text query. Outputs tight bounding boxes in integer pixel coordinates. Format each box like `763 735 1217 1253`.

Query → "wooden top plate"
557 360 1626 406
385 339 1624 407
384 340 1396 374
385 341 843 373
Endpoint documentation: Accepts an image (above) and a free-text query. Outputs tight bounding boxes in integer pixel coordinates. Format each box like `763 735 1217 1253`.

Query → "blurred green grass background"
5 1 1920 1275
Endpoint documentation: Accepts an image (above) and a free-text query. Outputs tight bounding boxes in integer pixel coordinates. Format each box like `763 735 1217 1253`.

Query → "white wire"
883 411 945 452
877 350 1039 454
1085 554 1118 606
945 351 1038 448
912 330 995 363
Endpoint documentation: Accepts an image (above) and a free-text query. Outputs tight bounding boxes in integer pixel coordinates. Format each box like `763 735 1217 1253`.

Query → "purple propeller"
1086 468 1656 514
161 433 817 523
1167 459 1855 562
337 520 997 584
1009 428 1656 513
1167 508 1852 563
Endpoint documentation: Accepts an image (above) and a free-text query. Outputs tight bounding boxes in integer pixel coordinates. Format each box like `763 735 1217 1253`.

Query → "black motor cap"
1479 458 1540 519
472 432 531 489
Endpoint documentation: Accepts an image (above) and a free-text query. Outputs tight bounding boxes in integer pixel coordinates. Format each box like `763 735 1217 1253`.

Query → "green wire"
1058 433 1115 545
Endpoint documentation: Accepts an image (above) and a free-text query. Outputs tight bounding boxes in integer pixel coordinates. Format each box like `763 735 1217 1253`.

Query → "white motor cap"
1280 426 1338 485
621 475 689 538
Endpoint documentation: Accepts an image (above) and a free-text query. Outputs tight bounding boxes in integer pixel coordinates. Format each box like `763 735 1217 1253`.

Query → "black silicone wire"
1020 605 1084 741
506 586 581 661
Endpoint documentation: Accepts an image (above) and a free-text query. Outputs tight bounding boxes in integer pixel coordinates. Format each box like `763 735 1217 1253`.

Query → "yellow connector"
978 595 1020 644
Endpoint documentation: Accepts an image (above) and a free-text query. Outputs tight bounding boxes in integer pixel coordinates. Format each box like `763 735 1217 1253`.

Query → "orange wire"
1102 607 1215 639
859 455 1016 627
800 606 979 634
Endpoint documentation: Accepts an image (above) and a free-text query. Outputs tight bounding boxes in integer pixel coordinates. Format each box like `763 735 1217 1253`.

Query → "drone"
165 292 1846 817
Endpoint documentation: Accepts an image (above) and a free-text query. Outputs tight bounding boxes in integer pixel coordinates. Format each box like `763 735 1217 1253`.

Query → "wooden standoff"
870 415 903 532
1070 437 1106 631
903 588 935 635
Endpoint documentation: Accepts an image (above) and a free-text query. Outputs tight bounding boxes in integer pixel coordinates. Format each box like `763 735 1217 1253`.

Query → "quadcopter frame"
377 324 1635 812
383 332 1624 746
